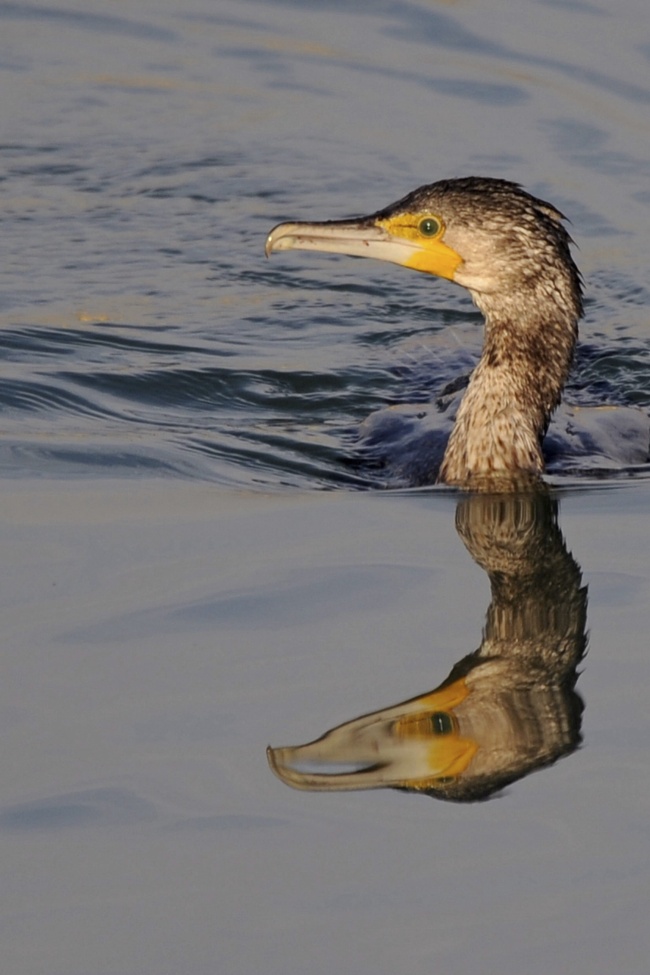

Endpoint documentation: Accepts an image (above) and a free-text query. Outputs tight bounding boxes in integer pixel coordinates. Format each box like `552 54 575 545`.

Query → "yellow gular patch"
377 214 463 280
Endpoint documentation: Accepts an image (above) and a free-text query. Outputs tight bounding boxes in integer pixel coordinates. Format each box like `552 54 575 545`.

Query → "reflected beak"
266 677 477 793
265 217 462 281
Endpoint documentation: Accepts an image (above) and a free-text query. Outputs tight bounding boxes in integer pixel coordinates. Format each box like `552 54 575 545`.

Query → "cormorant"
266 177 648 487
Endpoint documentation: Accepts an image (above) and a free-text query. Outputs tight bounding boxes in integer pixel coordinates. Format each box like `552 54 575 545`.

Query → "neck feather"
438 291 579 485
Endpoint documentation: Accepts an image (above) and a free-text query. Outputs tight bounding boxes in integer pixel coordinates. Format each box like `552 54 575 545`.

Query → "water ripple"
0 0 648 490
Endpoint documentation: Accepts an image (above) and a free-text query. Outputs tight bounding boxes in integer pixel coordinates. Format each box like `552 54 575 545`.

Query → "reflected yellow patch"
430 736 477 780
416 677 471 712
392 678 470 735
392 677 477 780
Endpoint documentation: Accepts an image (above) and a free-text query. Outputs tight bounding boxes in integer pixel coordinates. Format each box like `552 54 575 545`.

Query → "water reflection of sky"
1 2 650 974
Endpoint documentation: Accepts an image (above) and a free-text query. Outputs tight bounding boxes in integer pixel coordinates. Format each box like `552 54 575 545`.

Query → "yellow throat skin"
266 177 584 487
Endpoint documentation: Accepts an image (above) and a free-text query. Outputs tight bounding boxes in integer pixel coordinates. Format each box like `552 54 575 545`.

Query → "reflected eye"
418 217 441 237
431 712 453 735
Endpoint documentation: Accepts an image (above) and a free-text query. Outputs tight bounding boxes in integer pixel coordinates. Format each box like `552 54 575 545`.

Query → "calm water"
1 1 650 973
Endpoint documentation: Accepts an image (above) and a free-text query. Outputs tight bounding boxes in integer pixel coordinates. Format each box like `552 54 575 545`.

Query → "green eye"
418 217 441 237
431 712 453 735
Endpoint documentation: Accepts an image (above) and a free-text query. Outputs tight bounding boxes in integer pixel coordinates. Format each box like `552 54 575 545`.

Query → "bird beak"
265 216 463 281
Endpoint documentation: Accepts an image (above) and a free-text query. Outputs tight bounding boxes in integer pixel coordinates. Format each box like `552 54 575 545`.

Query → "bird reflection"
267 491 586 802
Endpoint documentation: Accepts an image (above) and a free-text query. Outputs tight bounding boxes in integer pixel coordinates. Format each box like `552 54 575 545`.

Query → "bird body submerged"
265 177 646 487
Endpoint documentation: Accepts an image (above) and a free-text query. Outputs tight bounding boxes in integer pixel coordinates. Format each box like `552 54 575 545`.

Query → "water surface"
1 2 650 974
1 0 649 489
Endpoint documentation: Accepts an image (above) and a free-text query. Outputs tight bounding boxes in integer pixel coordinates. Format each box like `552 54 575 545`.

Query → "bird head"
266 176 580 309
